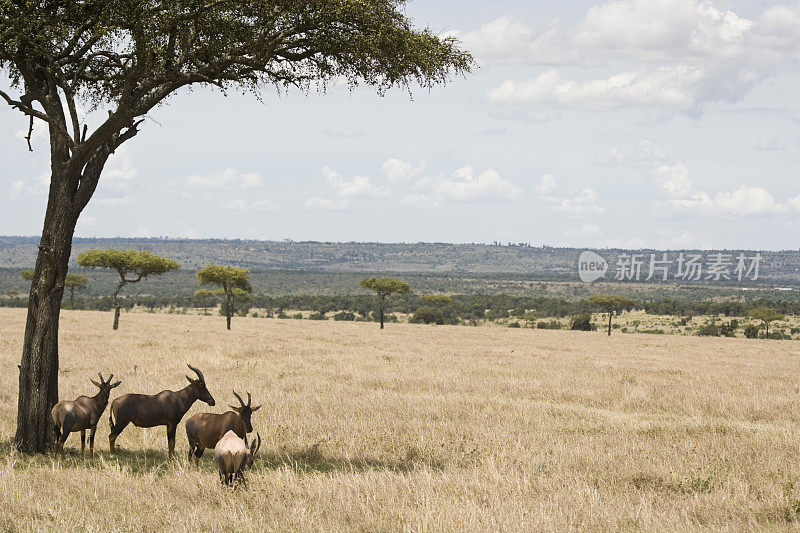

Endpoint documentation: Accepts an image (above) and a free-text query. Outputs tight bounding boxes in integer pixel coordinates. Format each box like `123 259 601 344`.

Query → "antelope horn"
186 363 205 382
107 373 113 383
232 390 245 407
246 391 252 407
98 372 104 383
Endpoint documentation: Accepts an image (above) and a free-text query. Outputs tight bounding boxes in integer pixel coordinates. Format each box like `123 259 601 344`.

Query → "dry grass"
1 308 800 531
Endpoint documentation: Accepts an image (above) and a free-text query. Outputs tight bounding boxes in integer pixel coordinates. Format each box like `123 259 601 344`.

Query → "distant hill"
1 236 799 284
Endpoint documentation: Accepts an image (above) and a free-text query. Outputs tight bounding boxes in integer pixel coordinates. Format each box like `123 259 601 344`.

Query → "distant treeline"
3 292 799 322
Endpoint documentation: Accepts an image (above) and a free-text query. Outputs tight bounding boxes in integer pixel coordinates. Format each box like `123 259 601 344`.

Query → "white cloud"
93 196 134 207
564 223 603 239
436 166 520 203
618 139 793 218
9 172 49 200
324 126 366 138
655 229 713 250
306 159 522 209
474 1 800 113
753 138 787 152
186 168 264 190
220 198 275 212
535 174 557 194
542 187 606 217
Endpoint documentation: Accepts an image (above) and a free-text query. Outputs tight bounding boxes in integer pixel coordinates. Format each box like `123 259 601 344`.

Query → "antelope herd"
51 364 261 485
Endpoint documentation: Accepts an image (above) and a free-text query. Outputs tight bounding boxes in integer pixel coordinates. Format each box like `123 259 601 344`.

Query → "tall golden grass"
1 307 799 531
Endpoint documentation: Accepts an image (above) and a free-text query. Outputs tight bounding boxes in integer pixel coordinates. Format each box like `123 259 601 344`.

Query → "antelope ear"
90 379 101 387
228 405 238 411
110 380 122 389
186 375 194 384
251 405 261 412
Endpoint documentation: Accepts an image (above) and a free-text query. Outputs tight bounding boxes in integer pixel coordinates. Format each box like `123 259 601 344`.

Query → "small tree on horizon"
194 289 216 316
588 294 637 336
748 306 784 337
359 277 412 329
77 250 179 330
20 270 34 282
197 265 252 330
64 273 88 310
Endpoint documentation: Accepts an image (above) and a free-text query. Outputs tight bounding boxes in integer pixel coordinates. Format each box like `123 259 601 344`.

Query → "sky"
2 0 800 250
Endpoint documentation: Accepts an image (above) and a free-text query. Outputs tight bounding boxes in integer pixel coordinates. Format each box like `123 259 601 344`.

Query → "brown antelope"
185 390 261 464
51 373 121 456
108 364 215 458
214 430 261 485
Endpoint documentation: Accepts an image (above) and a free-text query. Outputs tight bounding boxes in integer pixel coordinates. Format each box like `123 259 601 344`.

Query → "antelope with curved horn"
214 430 261 485
185 390 261 464
51 373 121 456
109 364 215 457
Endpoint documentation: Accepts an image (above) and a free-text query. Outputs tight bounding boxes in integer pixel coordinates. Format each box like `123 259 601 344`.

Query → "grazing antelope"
51 373 121 456
214 430 261 485
186 390 261 464
109 364 215 458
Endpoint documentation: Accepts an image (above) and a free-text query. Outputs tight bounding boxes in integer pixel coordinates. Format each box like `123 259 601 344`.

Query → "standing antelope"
51 373 121 456
186 390 261 464
109 364 215 458
214 430 261 485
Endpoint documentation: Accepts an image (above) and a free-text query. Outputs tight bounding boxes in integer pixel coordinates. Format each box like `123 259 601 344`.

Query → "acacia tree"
2 2 471 453
63 273 88 310
194 289 215 316
20 270 35 282
197 265 252 330
588 294 636 336
77 250 179 330
748 306 784 337
359 277 411 329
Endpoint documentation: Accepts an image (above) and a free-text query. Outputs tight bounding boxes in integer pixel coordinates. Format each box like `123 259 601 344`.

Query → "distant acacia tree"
588 294 636 336
359 277 412 329
420 294 452 307
20 270 34 281
194 289 216 316
748 306 784 337
77 250 179 330
64 273 88 310
197 265 252 330
3 1 470 453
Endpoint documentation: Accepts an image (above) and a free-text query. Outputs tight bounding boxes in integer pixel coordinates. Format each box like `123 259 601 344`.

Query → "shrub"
508 321 521 328
537 320 561 330
744 324 760 339
292 313 303 319
276 311 289 319
333 311 356 321
697 322 720 337
411 306 444 325
719 319 738 337
308 312 327 320
570 314 595 331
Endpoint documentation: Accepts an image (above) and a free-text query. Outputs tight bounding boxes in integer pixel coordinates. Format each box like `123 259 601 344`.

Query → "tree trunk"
226 291 232 330
16 171 79 453
69 288 75 310
607 312 612 336
111 280 125 331
379 297 385 329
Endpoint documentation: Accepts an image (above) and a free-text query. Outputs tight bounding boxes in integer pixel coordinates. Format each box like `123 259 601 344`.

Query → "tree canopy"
77 250 179 278
359 277 411 329
20 270 35 281
589 294 636 336
197 264 252 329
748 306 784 336
77 249 179 329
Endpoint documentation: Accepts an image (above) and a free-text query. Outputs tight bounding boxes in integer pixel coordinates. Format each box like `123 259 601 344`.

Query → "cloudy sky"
3 0 800 250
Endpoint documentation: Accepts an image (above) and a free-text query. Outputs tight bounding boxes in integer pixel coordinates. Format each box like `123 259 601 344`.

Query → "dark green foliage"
744 324 760 338
508 322 521 328
308 312 327 320
411 306 444 325
570 314 595 331
537 321 562 330
333 311 356 321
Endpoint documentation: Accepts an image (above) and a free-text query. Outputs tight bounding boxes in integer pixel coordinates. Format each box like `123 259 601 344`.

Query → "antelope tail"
108 410 116 433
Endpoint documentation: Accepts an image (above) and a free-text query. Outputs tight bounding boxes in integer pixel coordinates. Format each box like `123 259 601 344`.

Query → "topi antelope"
186 390 261 464
51 373 121 456
109 364 215 458
214 430 261 485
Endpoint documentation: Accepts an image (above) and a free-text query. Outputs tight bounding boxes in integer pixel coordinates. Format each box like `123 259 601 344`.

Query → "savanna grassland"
1 308 800 531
